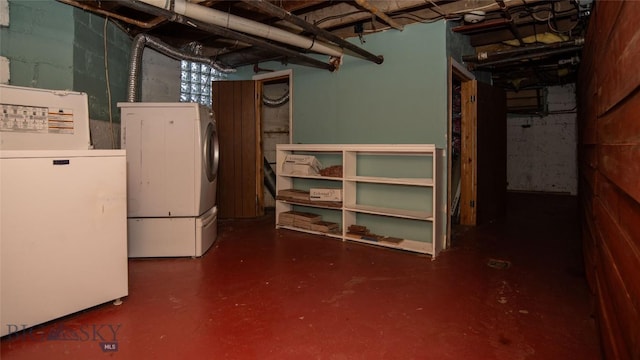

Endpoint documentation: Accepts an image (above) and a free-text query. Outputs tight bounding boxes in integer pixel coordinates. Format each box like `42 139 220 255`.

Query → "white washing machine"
119 102 219 257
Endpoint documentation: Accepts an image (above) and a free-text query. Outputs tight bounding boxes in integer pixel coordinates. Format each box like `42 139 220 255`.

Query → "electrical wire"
531 10 552 22
393 13 449 23
361 12 449 33
547 13 579 34
314 11 367 26
515 2 554 22
103 16 115 150
363 25 391 33
450 0 515 14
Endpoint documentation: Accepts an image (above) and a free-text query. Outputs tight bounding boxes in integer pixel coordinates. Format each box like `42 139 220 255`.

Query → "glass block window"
180 61 226 106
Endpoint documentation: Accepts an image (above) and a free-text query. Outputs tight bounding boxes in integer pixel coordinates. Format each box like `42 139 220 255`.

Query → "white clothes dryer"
119 102 219 257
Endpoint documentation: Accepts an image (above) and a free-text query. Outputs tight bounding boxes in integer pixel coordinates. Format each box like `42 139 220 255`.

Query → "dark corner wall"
578 2 640 359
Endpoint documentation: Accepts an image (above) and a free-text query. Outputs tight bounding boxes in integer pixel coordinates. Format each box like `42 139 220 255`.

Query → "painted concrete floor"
1 193 600 359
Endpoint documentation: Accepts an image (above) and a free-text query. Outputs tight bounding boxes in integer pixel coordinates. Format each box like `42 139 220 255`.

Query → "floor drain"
487 258 511 269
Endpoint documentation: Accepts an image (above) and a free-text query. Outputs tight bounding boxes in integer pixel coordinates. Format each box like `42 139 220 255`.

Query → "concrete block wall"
141 48 180 102
0 1 132 149
73 8 131 149
90 119 120 150
507 84 577 195
73 6 131 150
0 0 74 89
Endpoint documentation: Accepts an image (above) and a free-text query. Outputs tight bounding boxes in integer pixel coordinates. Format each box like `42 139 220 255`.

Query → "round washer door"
203 121 219 182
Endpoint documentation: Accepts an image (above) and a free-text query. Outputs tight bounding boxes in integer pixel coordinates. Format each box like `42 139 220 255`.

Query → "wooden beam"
353 0 404 30
460 80 477 226
241 0 384 63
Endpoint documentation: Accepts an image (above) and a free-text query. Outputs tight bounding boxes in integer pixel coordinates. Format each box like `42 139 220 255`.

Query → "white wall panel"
507 85 577 195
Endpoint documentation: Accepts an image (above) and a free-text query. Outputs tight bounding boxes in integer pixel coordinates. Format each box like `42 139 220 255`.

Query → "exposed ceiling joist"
123 0 337 71
56 0 590 91
241 0 384 64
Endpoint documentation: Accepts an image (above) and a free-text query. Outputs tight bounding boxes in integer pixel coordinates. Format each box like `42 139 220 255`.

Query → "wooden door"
459 80 506 225
459 80 477 226
212 80 264 219
476 81 507 224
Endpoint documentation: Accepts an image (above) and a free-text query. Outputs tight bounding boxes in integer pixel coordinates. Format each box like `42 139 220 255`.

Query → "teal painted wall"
234 21 449 147
0 1 131 122
234 22 452 236
0 0 74 89
296 21 448 145
231 21 488 240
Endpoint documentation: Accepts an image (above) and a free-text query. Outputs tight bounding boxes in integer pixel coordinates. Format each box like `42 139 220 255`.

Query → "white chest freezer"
0 85 128 337
0 150 128 337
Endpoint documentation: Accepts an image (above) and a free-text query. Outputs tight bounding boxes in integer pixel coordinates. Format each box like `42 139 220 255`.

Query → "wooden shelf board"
345 176 433 186
277 225 343 239
279 174 343 181
344 236 432 255
278 144 436 153
277 198 343 209
344 204 433 221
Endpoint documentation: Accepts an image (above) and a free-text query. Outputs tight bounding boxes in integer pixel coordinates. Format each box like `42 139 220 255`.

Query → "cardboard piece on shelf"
310 188 342 201
310 221 339 233
278 210 322 229
282 155 322 175
380 236 403 244
278 189 310 201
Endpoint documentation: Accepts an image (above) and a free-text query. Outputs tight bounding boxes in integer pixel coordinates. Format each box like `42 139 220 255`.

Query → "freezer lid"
0 84 91 150
0 149 125 159
117 102 202 109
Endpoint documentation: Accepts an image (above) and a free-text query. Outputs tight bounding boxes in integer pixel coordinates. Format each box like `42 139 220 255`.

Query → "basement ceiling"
58 0 591 90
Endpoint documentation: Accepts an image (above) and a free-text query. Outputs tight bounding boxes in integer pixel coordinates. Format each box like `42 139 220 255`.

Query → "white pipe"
139 0 344 58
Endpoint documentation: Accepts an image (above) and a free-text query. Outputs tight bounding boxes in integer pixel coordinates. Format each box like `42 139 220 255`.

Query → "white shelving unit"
275 144 445 258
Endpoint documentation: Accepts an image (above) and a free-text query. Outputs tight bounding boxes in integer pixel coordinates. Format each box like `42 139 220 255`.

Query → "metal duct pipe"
470 46 582 69
262 90 289 107
123 0 336 72
138 0 344 58
126 34 235 102
463 38 585 63
242 0 384 64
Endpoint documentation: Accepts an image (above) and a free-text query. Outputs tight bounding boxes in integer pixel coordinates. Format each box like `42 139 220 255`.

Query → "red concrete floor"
1 193 600 359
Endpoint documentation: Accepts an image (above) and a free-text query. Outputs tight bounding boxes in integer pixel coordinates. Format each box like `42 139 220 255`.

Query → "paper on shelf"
310 188 342 201
282 155 322 175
